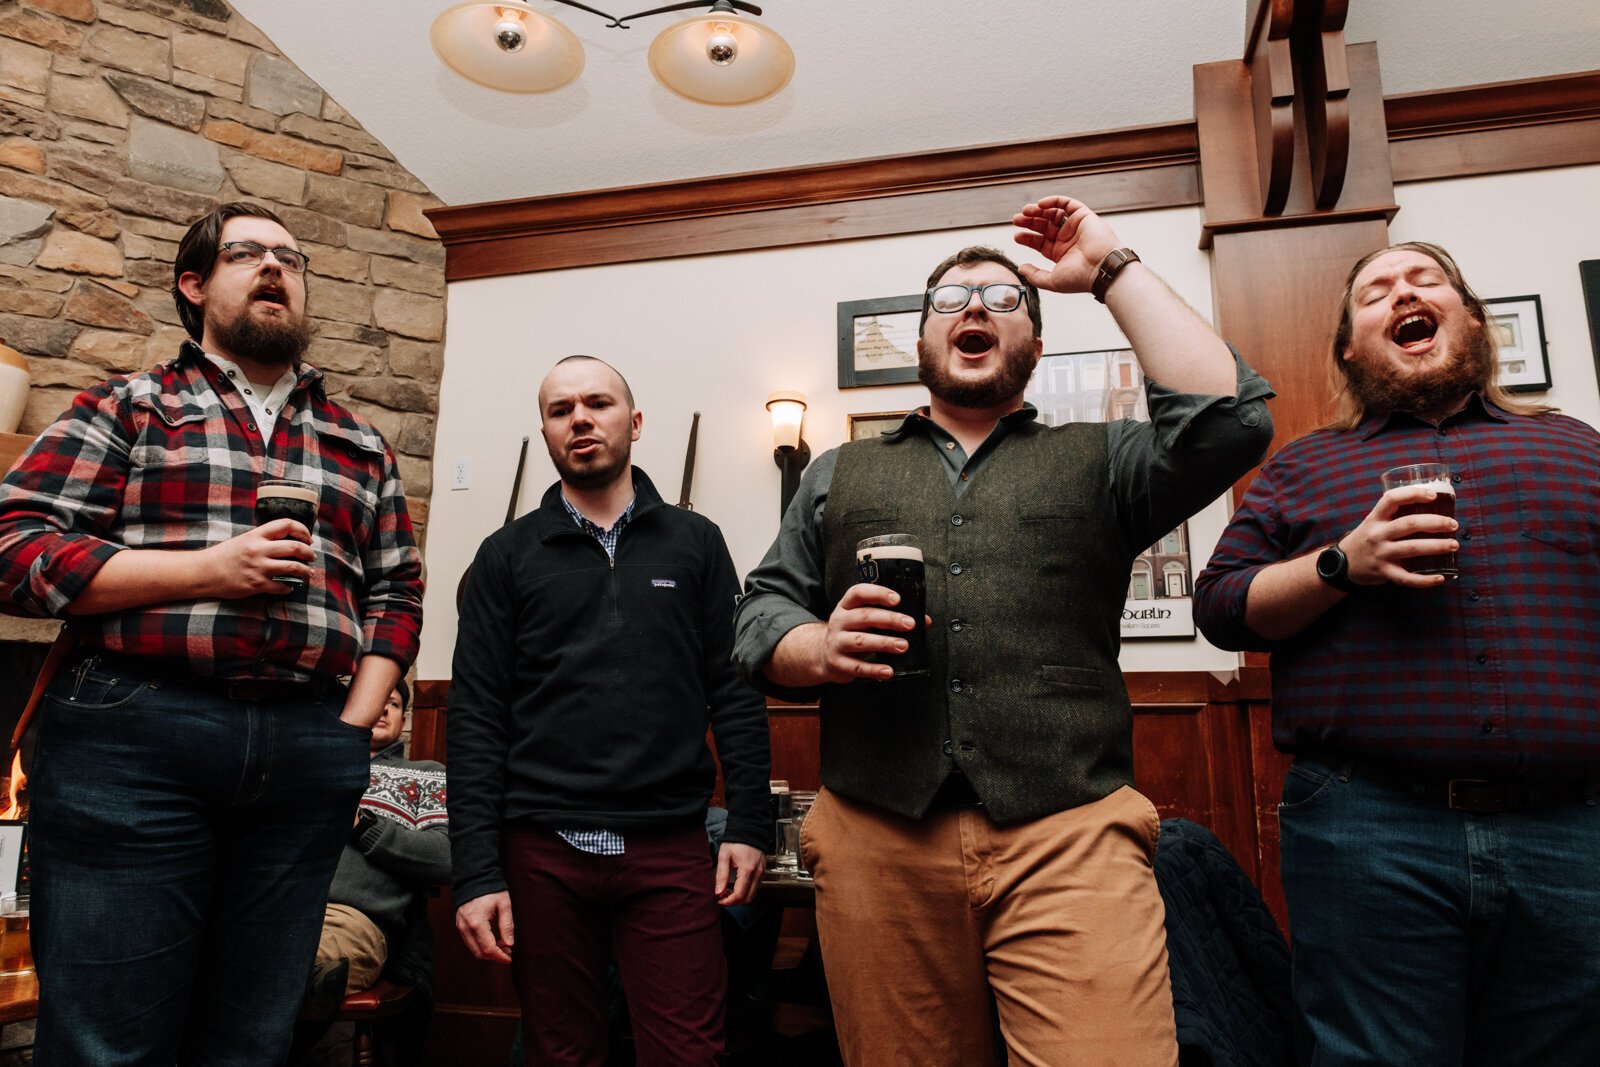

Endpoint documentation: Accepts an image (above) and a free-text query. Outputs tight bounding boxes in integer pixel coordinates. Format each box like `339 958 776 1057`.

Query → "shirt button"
1469 591 1480 601
945 441 956 450
247 422 257 431
949 562 963 576
960 472 969 481
949 619 964 633
1462 530 1471 541
1480 720 1495 734
1452 475 1462 484
951 514 964 526
1475 653 1488 665
244 389 253 395
942 740 954 756
949 678 964 694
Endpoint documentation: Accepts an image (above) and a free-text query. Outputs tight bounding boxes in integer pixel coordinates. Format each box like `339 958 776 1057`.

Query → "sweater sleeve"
700 521 773 851
355 818 452 886
447 536 517 906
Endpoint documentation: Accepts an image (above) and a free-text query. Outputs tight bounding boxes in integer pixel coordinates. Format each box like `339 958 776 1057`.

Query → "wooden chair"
331 978 418 1067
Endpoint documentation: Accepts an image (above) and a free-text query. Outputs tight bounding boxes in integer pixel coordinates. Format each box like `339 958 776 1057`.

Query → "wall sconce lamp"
431 0 795 105
766 390 809 518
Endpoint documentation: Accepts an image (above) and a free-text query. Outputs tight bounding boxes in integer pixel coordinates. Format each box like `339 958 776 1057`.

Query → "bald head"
538 355 641 492
538 355 634 416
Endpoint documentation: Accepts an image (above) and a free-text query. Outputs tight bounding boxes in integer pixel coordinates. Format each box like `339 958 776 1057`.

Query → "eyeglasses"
926 282 1025 314
218 241 310 274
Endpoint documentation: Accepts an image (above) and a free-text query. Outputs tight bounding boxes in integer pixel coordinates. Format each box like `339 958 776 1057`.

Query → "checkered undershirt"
554 492 636 857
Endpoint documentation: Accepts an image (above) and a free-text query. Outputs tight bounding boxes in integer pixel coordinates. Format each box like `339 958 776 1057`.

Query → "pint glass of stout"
1380 462 1457 578
254 479 318 589
855 534 930 677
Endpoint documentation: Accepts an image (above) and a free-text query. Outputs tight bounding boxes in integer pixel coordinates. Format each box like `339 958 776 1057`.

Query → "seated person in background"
298 679 449 1061
324 678 449 992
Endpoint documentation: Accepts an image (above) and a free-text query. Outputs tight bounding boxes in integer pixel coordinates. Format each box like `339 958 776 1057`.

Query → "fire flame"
0 752 23 821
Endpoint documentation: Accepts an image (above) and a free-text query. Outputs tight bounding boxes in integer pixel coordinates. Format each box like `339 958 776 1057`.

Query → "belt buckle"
1446 778 1506 812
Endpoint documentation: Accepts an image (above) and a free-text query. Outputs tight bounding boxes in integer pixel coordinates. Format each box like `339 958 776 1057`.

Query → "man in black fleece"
449 355 771 1067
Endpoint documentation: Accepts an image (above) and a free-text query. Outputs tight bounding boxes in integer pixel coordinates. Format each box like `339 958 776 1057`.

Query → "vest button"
950 514 964 526
942 740 954 755
949 563 963 576
949 619 964 633
949 678 964 694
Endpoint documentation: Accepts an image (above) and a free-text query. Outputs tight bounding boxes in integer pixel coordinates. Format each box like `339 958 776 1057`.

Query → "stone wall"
0 0 445 534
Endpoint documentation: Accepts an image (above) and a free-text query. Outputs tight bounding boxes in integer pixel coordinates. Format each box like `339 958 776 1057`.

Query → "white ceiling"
229 1 1600 208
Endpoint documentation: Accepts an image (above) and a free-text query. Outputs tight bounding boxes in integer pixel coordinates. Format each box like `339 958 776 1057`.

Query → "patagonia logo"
651 579 677 589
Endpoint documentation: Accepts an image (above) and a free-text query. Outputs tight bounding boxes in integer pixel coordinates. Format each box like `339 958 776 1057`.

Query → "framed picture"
0 821 23 896
1023 348 1195 639
1485 295 1552 393
837 295 922 388
1581 261 1600 390
847 410 911 441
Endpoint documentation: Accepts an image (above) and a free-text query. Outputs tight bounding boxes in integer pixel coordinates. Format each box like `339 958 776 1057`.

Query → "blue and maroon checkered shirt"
1195 395 1600 778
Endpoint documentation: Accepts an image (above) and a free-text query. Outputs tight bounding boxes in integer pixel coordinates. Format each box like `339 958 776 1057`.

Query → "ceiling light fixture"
431 0 795 105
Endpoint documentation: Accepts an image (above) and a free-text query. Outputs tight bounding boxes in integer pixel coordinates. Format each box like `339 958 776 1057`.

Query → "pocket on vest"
1040 665 1105 692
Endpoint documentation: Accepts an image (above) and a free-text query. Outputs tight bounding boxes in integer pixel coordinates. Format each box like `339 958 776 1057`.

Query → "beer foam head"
257 481 318 505
1425 477 1455 496
855 544 923 563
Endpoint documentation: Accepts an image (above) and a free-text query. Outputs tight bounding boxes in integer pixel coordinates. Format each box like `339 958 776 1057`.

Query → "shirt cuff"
733 593 823 701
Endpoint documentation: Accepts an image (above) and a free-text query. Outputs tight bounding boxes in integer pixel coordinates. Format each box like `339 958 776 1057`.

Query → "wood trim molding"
427 68 1597 281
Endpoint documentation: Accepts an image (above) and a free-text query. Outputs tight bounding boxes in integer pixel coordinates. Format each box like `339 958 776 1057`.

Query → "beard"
917 334 1038 410
207 302 313 368
550 436 632 491
1344 313 1494 423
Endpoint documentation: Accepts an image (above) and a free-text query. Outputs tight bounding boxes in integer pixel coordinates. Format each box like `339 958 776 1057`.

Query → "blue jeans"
28 659 371 1066
1279 756 1600 1067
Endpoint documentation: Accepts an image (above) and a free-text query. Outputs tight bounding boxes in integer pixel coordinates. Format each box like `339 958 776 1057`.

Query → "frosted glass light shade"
648 12 794 105
431 1 585 93
766 391 807 450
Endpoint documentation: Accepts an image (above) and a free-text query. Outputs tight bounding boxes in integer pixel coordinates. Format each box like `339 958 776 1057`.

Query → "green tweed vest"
820 421 1137 825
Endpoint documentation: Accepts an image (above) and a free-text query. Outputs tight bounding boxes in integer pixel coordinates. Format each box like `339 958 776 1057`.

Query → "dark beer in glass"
855 534 929 677
1380 463 1458 578
254 479 318 589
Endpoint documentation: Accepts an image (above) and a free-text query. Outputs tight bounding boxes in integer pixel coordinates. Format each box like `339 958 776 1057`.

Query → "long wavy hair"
1324 241 1554 431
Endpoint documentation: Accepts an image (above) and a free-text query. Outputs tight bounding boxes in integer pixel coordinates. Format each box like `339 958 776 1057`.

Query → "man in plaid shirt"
0 202 424 1064
1194 242 1600 1066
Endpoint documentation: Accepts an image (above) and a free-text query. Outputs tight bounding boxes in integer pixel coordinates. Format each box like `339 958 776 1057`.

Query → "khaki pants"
801 785 1177 1067
315 903 388 997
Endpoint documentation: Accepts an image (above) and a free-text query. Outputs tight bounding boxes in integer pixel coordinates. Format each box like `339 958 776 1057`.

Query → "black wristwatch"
1316 543 1361 593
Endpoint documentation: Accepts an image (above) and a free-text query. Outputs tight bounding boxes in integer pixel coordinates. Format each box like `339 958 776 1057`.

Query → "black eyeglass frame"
925 282 1027 314
218 241 311 274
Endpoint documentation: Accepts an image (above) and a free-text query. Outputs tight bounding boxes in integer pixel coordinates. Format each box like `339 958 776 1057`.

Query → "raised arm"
1013 195 1236 397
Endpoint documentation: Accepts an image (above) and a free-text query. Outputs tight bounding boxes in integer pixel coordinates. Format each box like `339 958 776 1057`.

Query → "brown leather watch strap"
1091 247 1140 303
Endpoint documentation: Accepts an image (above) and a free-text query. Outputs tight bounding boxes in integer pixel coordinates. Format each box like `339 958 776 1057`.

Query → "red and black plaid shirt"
0 342 423 681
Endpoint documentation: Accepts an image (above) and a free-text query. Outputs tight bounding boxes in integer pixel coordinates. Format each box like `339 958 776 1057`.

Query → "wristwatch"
1091 248 1140 303
1315 543 1361 594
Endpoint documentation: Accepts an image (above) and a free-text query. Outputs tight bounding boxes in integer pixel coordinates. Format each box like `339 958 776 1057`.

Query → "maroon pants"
503 822 726 1067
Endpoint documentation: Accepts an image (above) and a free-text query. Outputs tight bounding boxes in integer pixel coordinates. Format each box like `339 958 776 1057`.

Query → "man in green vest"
734 194 1274 1066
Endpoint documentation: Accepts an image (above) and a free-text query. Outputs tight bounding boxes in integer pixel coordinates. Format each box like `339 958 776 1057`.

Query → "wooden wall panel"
429 71 1600 282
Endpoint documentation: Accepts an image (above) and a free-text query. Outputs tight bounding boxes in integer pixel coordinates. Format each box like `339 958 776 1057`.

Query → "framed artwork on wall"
1484 294 1552 393
847 410 911 441
1581 261 1600 393
837 295 922 388
1024 348 1195 639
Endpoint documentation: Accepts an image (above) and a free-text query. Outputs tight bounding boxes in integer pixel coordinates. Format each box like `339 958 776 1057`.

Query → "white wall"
418 163 1600 680
1389 165 1600 431
419 204 1241 678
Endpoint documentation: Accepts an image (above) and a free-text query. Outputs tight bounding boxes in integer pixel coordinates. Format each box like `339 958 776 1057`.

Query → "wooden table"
758 870 816 908
0 970 38 1025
